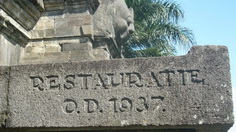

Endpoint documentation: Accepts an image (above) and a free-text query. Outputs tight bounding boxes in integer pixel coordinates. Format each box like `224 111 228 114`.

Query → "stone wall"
0 33 23 66
0 8 28 66
0 0 37 66
21 0 102 64
0 0 130 66
0 0 42 30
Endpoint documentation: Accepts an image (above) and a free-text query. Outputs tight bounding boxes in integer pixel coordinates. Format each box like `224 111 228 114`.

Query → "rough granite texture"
0 45 232 132
0 67 9 127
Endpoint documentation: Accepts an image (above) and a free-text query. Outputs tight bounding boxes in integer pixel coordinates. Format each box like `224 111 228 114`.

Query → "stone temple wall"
22 0 101 64
0 33 23 65
0 0 134 66
0 0 39 66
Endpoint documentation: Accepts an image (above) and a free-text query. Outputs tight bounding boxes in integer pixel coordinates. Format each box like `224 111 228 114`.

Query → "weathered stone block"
55 19 74 37
24 43 45 54
69 50 94 62
33 19 54 30
35 0 45 11
81 25 93 36
42 52 70 63
44 29 55 38
73 25 82 36
30 30 44 39
1 0 41 30
0 33 24 66
55 17 89 37
15 0 41 20
45 44 61 53
44 0 65 11
83 15 92 25
0 0 7 5
61 42 92 52
0 67 9 127
20 53 44 64
6 46 233 131
93 48 110 60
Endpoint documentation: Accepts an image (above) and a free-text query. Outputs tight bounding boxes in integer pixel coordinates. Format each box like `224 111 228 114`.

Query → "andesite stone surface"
0 67 9 127
0 45 232 131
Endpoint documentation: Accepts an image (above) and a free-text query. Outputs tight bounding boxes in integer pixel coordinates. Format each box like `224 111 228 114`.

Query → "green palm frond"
124 0 196 58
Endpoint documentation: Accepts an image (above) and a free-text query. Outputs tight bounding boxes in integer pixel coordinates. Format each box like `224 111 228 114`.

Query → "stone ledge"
0 45 233 131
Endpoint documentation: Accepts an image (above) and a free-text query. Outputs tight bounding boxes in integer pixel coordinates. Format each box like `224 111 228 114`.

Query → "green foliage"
124 0 196 58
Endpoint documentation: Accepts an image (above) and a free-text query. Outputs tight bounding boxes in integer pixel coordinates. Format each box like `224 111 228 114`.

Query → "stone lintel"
0 45 232 131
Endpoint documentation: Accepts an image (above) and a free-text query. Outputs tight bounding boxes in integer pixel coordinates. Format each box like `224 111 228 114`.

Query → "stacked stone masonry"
1 0 129 66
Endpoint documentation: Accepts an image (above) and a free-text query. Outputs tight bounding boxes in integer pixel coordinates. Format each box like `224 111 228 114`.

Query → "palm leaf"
124 0 196 58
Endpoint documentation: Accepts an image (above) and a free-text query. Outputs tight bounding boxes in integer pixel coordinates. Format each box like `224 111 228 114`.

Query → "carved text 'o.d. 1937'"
62 96 165 115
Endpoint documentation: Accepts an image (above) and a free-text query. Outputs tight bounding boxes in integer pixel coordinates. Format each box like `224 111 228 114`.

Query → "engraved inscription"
127 72 143 87
177 70 205 85
136 97 149 112
78 74 92 89
84 99 100 113
64 75 75 90
30 76 44 91
62 96 165 115
30 69 206 91
47 75 60 89
109 97 133 112
62 99 77 114
151 69 175 87
120 97 133 112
